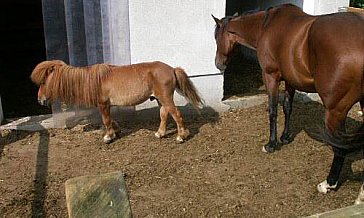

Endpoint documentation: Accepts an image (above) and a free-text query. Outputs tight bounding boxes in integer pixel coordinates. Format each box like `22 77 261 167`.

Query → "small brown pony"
31 60 203 143
213 4 364 202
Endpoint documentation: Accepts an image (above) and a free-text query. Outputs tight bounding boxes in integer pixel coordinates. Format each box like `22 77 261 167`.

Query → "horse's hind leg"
317 153 344 193
98 102 116 143
280 83 295 144
317 98 354 193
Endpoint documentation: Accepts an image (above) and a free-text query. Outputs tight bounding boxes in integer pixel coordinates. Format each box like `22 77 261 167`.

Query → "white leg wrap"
317 180 337 193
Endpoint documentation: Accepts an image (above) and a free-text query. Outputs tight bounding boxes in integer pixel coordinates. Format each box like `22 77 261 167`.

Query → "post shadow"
31 125 49 218
0 117 50 218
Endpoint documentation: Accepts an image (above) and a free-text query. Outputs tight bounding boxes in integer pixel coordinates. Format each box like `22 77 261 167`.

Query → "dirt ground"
1 99 364 217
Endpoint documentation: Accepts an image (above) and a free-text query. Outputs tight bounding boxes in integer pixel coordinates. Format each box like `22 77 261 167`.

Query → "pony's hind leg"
155 105 168 138
169 105 189 142
159 98 189 143
98 102 116 143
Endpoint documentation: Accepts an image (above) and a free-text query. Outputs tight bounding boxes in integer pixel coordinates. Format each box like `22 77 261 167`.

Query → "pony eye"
227 31 237 35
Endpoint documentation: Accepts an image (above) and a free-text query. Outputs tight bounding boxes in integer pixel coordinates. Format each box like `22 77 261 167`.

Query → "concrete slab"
65 171 131 218
307 203 364 218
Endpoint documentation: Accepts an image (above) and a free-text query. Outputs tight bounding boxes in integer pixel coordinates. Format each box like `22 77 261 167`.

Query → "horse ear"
211 14 222 27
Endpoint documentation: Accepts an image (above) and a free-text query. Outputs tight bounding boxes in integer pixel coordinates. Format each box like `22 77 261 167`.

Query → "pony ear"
30 60 64 85
211 14 222 27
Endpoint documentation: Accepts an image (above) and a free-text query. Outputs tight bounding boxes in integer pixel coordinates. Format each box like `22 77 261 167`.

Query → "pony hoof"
262 144 275 153
176 136 184 143
103 135 113 144
155 132 165 139
317 180 337 193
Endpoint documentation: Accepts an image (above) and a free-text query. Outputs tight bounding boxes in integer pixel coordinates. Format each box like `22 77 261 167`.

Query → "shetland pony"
31 60 203 143
213 4 364 203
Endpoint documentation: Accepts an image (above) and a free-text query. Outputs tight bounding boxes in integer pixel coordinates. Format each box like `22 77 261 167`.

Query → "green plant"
350 0 364 8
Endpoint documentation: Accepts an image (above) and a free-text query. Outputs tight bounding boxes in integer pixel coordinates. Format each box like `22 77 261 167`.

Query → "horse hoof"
317 180 337 193
176 136 184 143
262 144 275 153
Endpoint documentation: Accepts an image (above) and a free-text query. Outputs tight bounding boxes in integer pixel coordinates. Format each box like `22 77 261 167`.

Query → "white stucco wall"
303 0 350 15
128 0 228 111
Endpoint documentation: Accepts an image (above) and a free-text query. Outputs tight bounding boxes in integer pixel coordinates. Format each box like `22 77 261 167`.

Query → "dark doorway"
223 0 304 99
0 1 50 119
223 0 264 100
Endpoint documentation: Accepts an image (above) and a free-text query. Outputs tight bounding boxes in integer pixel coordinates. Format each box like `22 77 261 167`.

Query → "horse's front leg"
98 102 116 143
262 71 280 153
280 83 295 144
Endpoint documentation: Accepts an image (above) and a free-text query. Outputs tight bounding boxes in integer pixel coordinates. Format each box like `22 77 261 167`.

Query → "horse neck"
233 12 265 49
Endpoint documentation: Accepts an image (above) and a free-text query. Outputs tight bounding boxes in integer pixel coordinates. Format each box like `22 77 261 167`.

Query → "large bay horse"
213 4 364 203
31 60 203 143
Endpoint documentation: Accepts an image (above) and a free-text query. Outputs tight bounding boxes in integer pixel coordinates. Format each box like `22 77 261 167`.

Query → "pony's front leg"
262 71 280 153
280 83 295 144
155 105 168 138
98 102 116 143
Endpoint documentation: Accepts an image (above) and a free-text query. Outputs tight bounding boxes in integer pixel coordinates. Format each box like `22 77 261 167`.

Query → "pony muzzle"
38 98 49 106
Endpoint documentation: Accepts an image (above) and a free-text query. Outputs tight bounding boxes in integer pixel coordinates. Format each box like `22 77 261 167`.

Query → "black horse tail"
320 124 364 155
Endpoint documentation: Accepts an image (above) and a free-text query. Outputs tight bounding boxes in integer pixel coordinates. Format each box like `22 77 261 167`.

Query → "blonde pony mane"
31 60 112 107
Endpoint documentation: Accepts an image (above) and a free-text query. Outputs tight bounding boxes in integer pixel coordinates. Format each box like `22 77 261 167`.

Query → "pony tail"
30 60 66 85
174 68 204 110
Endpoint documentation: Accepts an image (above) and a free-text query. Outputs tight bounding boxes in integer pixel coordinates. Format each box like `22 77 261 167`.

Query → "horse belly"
282 70 316 93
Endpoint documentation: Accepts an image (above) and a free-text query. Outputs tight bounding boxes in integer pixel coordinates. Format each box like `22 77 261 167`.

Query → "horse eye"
227 31 237 35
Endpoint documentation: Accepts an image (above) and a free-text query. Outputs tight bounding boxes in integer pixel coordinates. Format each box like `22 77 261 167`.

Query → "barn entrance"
223 0 303 100
0 1 49 119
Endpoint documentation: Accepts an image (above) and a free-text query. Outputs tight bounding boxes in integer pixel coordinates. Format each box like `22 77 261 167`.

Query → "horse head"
212 15 238 71
30 60 66 106
212 11 266 71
